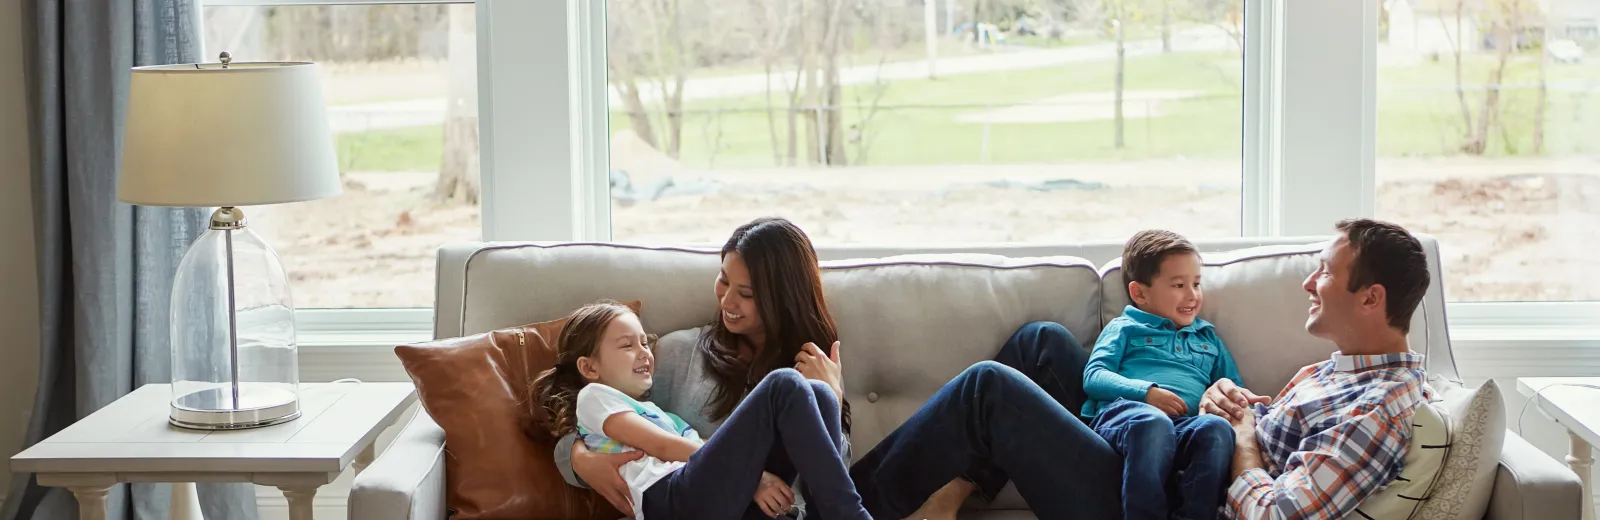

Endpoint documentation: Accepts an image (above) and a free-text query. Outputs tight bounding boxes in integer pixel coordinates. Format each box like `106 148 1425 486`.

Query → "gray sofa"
350 236 1583 520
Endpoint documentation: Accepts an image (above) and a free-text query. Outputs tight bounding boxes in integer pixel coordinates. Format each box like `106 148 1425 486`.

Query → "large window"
200 0 1593 324
203 2 480 309
1375 0 1598 302
603 0 1247 245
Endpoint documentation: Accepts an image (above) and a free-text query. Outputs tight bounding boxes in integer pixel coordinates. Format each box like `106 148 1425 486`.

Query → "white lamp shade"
119 61 342 207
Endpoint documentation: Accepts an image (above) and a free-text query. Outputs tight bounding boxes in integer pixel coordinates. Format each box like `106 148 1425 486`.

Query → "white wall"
0 0 39 504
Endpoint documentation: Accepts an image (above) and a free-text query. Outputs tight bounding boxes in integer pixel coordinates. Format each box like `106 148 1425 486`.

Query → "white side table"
10 382 416 520
1517 377 1600 520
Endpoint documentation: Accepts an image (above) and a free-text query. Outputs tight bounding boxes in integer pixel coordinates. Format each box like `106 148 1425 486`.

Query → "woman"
559 217 1114 518
556 217 850 519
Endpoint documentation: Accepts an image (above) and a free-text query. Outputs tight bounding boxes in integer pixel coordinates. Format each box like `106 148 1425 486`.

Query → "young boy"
1084 230 1243 520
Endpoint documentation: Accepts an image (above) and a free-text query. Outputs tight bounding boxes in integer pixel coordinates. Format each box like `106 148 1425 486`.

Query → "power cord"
301 378 364 394
1516 382 1600 435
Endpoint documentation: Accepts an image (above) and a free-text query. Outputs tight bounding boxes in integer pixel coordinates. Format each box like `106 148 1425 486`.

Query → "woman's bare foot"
903 478 975 520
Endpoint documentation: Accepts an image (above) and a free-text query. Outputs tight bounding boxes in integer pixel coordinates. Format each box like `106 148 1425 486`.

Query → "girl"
534 301 870 520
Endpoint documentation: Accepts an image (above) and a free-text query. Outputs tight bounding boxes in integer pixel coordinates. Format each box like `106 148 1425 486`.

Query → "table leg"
68 485 111 520
169 482 204 520
352 442 376 476
1568 432 1596 520
279 485 319 520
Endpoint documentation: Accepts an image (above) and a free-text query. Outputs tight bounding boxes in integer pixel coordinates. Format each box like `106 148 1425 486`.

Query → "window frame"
205 0 1596 346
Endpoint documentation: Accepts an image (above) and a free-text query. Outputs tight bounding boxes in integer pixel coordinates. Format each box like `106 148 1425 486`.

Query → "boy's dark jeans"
1091 399 1236 520
642 369 868 520
850 321 1124 520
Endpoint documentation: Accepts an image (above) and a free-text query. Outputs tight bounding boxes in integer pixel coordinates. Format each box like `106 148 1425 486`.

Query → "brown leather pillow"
394 301 640 520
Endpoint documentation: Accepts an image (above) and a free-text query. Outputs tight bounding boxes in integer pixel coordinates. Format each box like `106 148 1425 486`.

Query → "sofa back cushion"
821 254 1101 454
454 244 722 337
447 244 1101 456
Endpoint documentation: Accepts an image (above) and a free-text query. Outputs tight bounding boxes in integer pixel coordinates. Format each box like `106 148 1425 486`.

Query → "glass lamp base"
169 385 301 430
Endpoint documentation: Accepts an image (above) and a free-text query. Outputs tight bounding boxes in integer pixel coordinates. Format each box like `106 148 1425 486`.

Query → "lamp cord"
1517 383 1600 436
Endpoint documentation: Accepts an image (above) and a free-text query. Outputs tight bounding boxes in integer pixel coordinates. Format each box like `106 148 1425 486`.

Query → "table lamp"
118 53 342 430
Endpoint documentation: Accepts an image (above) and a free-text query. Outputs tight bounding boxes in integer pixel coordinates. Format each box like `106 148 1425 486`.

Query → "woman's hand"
571 442 643 516
753 471 795 518
795 341 844 398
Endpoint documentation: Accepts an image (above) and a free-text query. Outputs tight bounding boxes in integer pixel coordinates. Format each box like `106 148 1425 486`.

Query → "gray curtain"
4 0 260 518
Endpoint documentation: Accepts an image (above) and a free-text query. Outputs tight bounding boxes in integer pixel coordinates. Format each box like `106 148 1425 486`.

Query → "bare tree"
1440 0 1476 148
1161 0 1172 53
1076 0 1133 148
1461 0 1531 155
432 3 479 204
607 0 709 159
1115 16 1126 148
1533 0 1553 153
752 0 798 166
1180 0 1244 54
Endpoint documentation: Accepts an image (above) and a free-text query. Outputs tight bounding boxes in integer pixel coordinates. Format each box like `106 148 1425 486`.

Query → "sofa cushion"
454 243 721 337
393 301 640 520
820 254 1102 457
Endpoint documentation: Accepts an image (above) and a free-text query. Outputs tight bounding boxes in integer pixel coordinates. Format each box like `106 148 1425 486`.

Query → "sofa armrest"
1485 431 1584 520
350 407 449 520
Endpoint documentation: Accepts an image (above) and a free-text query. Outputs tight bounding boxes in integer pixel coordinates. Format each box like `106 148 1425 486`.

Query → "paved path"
330 27 1238 134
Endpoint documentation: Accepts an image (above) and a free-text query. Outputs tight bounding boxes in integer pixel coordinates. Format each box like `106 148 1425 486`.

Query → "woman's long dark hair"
699 217 849 431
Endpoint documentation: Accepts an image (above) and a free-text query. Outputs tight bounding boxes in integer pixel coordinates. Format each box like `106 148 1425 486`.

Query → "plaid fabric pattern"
1225 352 1431 520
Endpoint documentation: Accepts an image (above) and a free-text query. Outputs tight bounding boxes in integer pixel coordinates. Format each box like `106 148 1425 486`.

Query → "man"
1200 218 1434 520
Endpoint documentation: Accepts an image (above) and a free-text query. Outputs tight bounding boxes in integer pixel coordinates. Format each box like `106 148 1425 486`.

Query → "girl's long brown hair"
532 301 636 438
699 217 849 431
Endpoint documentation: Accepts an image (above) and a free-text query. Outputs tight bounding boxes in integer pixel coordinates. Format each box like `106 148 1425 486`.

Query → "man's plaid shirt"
1226 352 1432 520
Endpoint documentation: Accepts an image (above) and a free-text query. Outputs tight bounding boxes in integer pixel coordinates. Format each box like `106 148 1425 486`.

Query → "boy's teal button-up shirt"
1082 305 1244 418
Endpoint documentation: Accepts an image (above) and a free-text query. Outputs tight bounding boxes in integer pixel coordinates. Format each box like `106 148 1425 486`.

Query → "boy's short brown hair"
1122 230 1198 289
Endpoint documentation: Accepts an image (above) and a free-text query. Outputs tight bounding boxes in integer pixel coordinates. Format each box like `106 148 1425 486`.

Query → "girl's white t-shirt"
575 384 702 519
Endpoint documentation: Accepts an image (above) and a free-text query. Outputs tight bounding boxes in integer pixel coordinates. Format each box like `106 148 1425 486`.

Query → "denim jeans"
642 369 869 520
850 321 1122 520
1090 399 1235 520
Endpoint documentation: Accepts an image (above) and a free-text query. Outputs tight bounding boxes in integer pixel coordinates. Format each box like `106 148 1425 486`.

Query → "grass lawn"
334 51 1600 173
337 125 441 173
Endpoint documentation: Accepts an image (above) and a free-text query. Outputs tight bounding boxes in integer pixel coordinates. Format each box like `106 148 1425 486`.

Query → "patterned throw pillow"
1354 396 1451 519
1416 379 1506 520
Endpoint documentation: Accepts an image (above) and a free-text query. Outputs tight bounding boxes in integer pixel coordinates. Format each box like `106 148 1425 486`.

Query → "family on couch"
537 216 1435 520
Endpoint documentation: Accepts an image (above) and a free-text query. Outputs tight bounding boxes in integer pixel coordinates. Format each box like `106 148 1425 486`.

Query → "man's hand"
1145 386 1189 416
753 471 795 518
571 443 644 516
1200 379 1270 420
1228 402 1266 480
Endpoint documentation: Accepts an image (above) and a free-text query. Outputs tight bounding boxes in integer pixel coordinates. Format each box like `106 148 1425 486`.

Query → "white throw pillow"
1354 396 1451 519
1416 379 1506 520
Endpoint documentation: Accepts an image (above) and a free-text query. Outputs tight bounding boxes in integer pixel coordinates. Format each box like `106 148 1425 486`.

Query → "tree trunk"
1446 0 1476 147
764 62 783 166
1533 24 1548 153
432 3 479 204
821 0 848 166
1114 18 1125 149
1468 1 1520 155
615 74 660 149
1161 0 1172 54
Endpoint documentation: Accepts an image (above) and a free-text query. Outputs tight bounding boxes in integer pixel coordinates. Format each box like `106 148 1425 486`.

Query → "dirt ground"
250 161 1600 308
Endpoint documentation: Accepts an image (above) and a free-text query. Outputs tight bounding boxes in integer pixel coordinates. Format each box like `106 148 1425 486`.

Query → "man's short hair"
1335 219 1430 334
